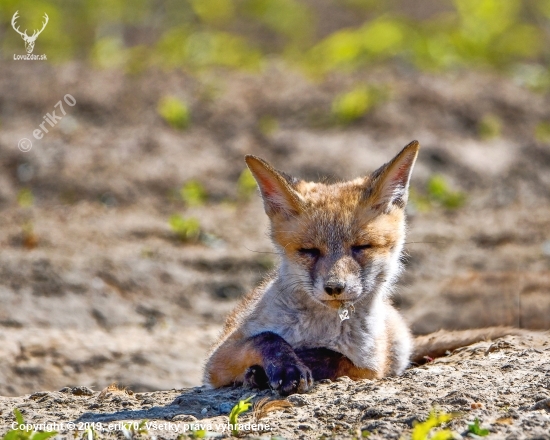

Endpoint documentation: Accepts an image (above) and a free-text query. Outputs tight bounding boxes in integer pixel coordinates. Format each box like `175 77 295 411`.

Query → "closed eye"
351 244 372 253
298 248 321 258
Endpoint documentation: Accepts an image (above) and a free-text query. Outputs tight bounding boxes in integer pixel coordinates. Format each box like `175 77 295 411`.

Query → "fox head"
245 141 419 310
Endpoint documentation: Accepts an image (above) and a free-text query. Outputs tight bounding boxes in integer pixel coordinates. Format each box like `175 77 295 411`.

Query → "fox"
203 140 527 395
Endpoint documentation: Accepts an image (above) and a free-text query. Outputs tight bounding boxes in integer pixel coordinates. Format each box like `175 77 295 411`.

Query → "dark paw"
244 365 269 390
265 360 313 396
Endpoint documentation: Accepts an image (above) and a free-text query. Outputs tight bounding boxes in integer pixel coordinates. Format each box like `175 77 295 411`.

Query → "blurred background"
0 0 549 396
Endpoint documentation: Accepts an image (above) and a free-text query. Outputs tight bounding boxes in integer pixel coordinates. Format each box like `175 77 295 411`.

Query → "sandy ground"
0 333 549 439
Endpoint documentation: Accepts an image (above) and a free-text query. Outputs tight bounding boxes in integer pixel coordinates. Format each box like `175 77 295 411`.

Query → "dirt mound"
0 333 548 439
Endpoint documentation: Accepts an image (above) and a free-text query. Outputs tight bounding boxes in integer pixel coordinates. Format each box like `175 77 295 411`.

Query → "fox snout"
314 255 362 302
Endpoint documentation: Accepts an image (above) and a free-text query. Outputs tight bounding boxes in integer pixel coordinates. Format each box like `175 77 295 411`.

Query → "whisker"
243 245 278 255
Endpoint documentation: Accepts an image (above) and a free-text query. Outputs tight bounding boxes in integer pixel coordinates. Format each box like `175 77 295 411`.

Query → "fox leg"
205 331 313 395
295 347 379 381
245 347 378 387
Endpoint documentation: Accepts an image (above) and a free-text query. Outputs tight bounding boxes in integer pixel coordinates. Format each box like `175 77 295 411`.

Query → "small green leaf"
430 430 455 440
468 418 490 436
411 409 454 440
31 432 58 440
180 180 207 206
158 96 189 130
3 431 22 440
13 409 25 426
229 395 255 435
191 427 207 438
168 214 201 241
332 87 372 123
17 189 34 208
478 114 502 140
427 175 466 209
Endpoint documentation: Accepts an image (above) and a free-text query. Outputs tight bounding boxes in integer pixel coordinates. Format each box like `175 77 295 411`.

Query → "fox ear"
368 140 420 211
245 155 304 217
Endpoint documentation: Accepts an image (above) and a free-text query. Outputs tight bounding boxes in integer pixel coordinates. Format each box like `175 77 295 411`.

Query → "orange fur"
205 333 264 387
335 359 379 380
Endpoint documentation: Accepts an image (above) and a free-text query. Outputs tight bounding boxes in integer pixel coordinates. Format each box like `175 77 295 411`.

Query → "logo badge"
11 10 48 55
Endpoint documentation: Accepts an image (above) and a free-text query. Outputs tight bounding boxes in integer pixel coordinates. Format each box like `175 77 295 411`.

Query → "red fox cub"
204 140 529 395
204 141 419 395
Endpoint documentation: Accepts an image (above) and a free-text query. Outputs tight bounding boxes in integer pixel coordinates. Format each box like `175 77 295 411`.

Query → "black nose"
324 281 346 296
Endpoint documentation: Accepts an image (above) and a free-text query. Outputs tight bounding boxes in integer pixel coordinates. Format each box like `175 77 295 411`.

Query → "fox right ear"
368 140 420 211
245 155 304 217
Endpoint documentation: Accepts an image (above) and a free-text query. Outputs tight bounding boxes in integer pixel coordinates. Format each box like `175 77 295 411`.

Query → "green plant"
190 426 207 438
190 0 235 25
478 114 502 140
180 180 207 206
410 409 455 440
332 86 388 124
258 116 279 135
4 409 57 440
467 418 489 436
535 122 550 143
168 214 201 241
332 87 372 123
237 168 258 200
157 96 189 130
229 395 255 436
427 175 466 209
17 189 34 208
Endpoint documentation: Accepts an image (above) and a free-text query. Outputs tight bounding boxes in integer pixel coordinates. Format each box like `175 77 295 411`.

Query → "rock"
71 387 94 396
530 398 550 411
287 395 309 407
218 402 234 414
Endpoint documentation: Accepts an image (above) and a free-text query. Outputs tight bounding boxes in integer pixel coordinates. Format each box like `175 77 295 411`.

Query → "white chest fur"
242 283 388 372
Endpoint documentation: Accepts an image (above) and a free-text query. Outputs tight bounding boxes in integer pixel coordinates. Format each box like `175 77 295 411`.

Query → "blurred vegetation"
237 168 258 200
16 188 34 208
180 180 207 206
535 121 550 142
157 96 189 129
410 175 466 211
168 214 201 241
331 85 388 124
478 114 503 140
2 0 550 89
3 409 56 440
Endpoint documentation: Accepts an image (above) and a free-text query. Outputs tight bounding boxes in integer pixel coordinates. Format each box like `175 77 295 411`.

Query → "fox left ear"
368 140 420 211
244 155 305 218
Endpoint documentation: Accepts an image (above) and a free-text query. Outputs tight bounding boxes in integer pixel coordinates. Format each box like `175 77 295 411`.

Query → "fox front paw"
265 359 313 395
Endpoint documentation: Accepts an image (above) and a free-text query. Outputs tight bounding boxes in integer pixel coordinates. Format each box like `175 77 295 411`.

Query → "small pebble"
72 387 94 396
218 402 233 414
287 394 308 407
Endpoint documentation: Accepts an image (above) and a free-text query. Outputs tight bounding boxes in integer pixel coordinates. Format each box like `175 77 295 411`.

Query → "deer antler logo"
11 11 49 54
